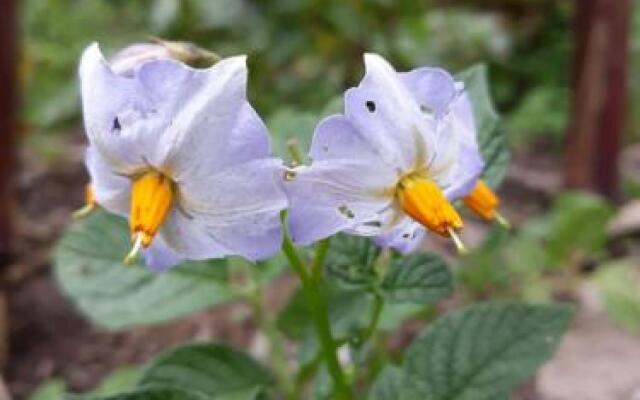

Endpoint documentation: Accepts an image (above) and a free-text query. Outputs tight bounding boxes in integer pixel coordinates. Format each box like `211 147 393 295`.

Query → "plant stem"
361 293 384 341
282 236 352 399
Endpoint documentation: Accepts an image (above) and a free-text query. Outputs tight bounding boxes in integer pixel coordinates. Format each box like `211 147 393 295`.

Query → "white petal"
80 43 264 178
344 53 435 172
284 159 397 245
142 235 184 272
84 146 130 217
79 43 165 171
429 93 484 199
399 67 458 117
158 56 272 180
309 115 388 166
374 217 426 254
161 158 287 261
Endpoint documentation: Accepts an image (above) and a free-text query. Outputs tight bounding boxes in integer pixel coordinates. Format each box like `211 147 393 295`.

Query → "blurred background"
2 0 640 399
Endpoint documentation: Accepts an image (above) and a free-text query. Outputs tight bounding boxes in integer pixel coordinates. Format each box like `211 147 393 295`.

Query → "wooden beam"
565 0 631 199
0 0 17 265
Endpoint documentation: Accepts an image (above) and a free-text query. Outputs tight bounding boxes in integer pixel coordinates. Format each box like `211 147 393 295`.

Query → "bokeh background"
3 0 640 399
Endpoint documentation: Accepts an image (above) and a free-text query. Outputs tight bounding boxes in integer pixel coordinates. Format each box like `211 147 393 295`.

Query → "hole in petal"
338 205 355 219
112 117 121 133
284 170 297 181
365 100 376 112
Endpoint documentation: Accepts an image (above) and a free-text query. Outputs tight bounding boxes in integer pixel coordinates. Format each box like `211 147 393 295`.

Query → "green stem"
282 236 352 400
361 293 384 342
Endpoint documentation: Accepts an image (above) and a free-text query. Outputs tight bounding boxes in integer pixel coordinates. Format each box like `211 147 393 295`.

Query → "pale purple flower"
284 53 484 253
80 43 287 270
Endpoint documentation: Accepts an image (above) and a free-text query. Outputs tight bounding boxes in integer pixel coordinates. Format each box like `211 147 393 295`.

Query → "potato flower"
284 54 502 253
79 43 287 270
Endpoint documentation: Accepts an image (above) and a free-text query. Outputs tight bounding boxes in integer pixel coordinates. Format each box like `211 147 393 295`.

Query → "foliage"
43 51 576 400
458 192 615 301
54 210 237 329
593 261 640 334
22 0 578 147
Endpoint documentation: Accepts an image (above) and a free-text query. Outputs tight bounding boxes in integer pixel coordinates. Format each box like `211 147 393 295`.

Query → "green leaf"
404 302 572 400
381 253 452 304
93 367 140 396
367 366 405 400
543 192 614 264
268 108 317 164
376 303 427 331
457 64 509 188
30 378 66 400
278 286 372 341
325 234 380 290
593 261 640 334
83 387 208 400
138 344 273 398
54 210 236 330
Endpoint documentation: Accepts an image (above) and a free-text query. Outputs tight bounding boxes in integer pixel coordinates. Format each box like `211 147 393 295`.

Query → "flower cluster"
78 41 504 270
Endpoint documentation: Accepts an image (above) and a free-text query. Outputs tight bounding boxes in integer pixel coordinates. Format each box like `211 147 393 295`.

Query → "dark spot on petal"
112 117 121 133
420 104 432 114
363 220 382 228
402 233 410 239
338 205 355 219
284 170 297 181
366 100 376 112
322 146 329 152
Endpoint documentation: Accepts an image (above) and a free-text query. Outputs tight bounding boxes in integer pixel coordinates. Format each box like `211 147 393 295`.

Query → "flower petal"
109 43 171 76
79 43 262 177
161 158 287 261
399 67 458 117
373 217 426 254
430 93 485 200
84 146 130 217
142 236 184 272
309 115 386 165
443 144 484 200
447 92 480 149
344 53 435 171
154 57 271 180
79 43 168 171
284 159 397 245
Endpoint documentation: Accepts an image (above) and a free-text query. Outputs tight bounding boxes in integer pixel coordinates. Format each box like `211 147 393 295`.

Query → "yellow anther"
463 180 500 221
129 171 174 250
397 176 463 237
73 184 97 219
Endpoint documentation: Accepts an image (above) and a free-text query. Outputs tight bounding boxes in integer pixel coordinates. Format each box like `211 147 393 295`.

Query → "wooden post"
0 0 17 265
565 0 632 199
